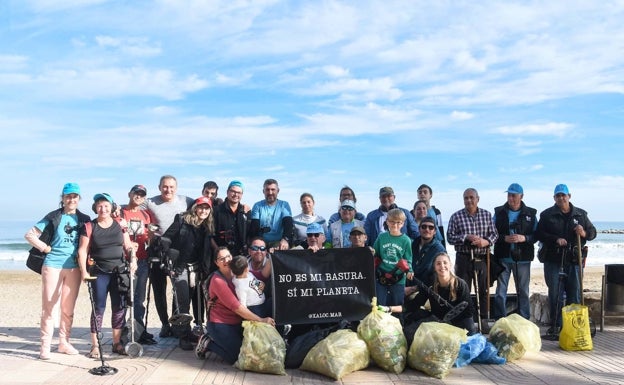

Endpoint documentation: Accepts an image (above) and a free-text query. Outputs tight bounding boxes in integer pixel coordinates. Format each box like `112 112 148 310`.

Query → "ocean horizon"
1 220 622 271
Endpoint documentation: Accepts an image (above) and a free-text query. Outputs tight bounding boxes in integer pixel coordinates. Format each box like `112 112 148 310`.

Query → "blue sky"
1 1 623 223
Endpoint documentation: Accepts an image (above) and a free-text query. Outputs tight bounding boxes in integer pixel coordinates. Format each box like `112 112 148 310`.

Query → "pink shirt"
208 272 243 325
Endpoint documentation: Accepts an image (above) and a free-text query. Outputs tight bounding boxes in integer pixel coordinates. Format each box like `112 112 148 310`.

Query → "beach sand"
0 267 607 330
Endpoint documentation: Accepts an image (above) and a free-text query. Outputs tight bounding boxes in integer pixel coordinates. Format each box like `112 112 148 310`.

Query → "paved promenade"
1 323 623 385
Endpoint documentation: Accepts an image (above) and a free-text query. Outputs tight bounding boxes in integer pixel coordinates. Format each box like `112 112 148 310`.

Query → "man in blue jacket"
364 186 419 246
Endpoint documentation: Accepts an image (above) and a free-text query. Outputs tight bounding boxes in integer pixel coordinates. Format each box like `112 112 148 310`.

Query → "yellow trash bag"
300 329 370 380
407 322 467 379
235 320 286 375
357 298 408 374
488 313 541 361
559 304 593 351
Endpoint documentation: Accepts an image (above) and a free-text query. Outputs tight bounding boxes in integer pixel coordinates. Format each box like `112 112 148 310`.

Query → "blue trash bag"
455 334 487 367
472 340 506 365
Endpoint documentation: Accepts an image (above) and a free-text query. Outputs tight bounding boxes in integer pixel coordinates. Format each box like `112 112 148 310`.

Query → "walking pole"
471 249 482 333
124 249 143 358
86 276 118 376
577 234 584 306
486 248 491 321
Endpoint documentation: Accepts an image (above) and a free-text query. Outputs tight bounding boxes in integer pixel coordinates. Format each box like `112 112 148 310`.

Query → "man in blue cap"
536 184 596 335
212 180 250 259
493 183 538 320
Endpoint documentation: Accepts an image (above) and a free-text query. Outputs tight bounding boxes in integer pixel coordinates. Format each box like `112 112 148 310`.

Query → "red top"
209 272 242 325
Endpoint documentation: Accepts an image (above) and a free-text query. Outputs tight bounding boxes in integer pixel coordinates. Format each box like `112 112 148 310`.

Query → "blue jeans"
133 259 149 328
207 322 243 364
494 261 531 319
543 261 580 327
375 282 405 306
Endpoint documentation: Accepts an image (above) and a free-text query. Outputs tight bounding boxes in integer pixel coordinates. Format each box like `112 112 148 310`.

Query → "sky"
1 0 623 224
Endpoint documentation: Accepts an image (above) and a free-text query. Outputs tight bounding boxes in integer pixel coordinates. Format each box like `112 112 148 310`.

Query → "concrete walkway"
1 324 622 385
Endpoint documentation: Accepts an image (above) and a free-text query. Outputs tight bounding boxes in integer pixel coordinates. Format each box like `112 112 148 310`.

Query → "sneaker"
192 324 204 337
480 319 491 334
195 333 211 359
138 334 158 345
39 345 51 360
178 337 194 351
159 324 173 338
143 330 154 339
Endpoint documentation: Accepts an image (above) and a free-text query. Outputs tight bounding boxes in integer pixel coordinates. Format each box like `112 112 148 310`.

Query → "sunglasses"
250 245 266 251
341 206 355 211
217 254 232 262
420 224 436 230
307 233 321 238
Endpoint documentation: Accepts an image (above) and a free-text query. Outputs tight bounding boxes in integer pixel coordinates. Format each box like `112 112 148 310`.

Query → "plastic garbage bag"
473 340 506 365
235 321 286 375
357 299 407 374
455 333 487 367
488 313 541 361
300 329 369 380
408 322 467 379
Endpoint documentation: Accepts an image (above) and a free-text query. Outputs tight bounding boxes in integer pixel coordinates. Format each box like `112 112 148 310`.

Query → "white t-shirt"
232 275 266 307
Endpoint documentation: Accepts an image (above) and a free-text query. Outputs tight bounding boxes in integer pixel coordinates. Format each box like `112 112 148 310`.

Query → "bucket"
605 264 624 312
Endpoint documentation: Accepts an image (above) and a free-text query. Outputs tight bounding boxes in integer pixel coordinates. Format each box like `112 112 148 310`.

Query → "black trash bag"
285 320 350 368
115 265 132 306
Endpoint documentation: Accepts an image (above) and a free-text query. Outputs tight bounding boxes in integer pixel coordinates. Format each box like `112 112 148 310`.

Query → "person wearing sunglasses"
406 216 446 294
247 237 272 288
328 199 364 248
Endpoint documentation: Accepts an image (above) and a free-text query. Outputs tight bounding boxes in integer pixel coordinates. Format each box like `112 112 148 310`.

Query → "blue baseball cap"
505 183 524 194
554 184 570 195
93 193 114 204
228 180 244 191
306 222 324 235
62 182 81 196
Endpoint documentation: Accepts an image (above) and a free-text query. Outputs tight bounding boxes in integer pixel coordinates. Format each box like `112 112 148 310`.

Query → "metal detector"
125 249 144 358
410 276 469 323
86 276 118 376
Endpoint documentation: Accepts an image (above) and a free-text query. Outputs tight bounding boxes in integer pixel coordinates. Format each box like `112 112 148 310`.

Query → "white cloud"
450 110 474 121
494 122 573 137
95 36 162 57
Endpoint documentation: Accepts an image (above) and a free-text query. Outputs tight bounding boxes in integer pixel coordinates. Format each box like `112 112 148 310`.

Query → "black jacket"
493 202 538 262
536 203 596 264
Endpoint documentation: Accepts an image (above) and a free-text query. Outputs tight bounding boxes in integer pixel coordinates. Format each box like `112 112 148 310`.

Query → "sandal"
89 346 101 359
112 342 127 356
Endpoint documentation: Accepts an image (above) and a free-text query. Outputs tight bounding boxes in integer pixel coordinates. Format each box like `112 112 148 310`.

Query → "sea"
1 220 622 270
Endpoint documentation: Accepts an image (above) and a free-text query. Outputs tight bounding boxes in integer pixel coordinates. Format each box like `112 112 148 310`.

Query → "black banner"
271 247 375 325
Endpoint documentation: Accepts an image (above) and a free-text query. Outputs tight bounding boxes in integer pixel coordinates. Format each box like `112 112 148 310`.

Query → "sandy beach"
0 267 606 330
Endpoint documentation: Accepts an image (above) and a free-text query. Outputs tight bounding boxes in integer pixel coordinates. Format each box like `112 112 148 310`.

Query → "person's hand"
308 245 320 253
556 238 568 247
574 225 586 238
278 239 289 250
130 260 138 274
43 245 52 254
263 317 276 326
505 234 525 243
377 305 391 313
406 272 414 280
82 271 94 282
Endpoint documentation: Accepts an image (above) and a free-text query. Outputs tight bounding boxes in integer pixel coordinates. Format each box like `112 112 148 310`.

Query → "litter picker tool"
85 276 118 376
410 275 469 323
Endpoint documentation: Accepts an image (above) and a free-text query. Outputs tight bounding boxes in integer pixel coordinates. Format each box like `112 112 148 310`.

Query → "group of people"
25 177 595 362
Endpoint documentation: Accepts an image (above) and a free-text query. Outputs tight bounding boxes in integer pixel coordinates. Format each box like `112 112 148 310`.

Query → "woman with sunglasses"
198 246 275 363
